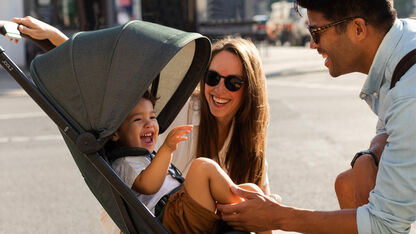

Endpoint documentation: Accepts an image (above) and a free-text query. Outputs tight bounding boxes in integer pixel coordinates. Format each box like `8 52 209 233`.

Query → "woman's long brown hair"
196 37 269 186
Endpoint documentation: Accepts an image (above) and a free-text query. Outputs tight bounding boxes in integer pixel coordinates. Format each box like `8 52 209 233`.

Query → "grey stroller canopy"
31 20 211 141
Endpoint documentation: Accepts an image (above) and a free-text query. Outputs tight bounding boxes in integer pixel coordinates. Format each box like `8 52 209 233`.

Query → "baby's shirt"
112 155 181 214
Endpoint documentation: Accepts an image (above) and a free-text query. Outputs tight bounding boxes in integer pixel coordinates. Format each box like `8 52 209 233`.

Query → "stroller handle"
0 20 55 52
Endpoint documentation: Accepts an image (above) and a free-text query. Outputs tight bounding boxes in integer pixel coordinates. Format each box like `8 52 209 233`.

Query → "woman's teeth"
213 96 229 104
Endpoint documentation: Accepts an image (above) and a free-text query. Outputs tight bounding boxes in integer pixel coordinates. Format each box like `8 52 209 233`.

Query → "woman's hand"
11 16 68 46
161 125 193 152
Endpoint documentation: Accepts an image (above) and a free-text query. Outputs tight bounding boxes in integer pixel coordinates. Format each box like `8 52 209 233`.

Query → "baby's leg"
238 183 263 194
184 158 244 212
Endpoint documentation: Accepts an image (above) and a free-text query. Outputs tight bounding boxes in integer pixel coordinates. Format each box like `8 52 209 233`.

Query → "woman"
12 16 270 194
201 38 269 188
162 37 270 193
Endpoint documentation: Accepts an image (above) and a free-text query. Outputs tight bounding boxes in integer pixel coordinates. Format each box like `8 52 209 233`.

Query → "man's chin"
328 69 342 78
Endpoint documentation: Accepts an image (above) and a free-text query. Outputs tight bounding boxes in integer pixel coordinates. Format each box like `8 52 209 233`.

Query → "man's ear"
112 131 120 142
351 18 367 41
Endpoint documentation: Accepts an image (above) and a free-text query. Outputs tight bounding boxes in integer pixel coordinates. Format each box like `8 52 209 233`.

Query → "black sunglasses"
307 17 357 44
204 70 244 92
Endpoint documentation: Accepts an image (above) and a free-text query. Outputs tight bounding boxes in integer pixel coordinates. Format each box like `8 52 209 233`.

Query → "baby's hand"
162 125 193 152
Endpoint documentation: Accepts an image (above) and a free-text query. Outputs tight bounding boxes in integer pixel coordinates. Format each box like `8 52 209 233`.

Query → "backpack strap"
390 48 416 89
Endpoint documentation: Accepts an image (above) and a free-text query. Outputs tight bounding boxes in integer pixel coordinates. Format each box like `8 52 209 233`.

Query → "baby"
109 90 263 233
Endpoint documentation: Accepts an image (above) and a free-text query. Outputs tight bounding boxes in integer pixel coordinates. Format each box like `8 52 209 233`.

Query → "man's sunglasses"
204 70 244 92
307 17 358 44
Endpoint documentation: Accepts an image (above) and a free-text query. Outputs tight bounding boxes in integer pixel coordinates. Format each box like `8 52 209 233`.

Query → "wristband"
350 150 379 168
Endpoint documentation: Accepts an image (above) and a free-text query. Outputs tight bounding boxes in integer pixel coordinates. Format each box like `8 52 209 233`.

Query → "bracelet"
350 150 379 168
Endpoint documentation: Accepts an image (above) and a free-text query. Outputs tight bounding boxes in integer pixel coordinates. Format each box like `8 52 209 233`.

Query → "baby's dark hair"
142 90 157 106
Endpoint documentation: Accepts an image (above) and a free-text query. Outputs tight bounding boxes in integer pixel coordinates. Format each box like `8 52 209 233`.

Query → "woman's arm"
11 16 68 46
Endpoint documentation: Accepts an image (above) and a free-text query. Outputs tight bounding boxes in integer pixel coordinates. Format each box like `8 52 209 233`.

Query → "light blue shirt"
357 19 416 233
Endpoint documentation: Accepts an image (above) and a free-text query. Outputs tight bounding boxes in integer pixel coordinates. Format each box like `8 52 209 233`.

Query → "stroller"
0 20 241 233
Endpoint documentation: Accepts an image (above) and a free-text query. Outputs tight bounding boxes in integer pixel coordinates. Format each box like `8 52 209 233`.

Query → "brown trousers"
162 186 220 233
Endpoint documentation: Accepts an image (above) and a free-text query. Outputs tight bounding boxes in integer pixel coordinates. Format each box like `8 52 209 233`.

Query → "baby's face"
113 98 159 152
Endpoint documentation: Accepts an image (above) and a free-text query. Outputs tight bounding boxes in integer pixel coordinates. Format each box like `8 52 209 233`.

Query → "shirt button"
360 93 367 98
373 92 378 97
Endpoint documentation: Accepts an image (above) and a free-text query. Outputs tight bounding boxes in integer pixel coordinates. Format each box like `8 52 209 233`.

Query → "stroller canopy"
30 20 211 141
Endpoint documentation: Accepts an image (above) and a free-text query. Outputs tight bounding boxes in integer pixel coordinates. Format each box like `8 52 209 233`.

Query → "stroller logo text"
1 59 13 72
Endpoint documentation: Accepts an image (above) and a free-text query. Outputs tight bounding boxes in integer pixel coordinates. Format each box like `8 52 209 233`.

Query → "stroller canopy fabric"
30 20 211 140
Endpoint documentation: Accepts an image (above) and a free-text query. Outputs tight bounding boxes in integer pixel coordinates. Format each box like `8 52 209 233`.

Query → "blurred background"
1 0 416 68
1 0 416 233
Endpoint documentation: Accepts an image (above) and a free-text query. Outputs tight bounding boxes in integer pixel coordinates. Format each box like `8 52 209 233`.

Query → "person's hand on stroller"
11 16 68 46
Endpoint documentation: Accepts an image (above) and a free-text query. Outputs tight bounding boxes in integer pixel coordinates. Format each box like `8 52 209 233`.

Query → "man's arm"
368 133 388 161
356 98 416 233
218 187 357 233
350 132 388 206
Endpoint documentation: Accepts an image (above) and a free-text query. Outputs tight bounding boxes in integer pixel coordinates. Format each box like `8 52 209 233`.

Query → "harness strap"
390 48 416 89
108 146 185 184
109 146 186 219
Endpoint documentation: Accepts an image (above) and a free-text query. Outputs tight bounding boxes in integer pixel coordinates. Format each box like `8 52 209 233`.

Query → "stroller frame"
0 33 168 234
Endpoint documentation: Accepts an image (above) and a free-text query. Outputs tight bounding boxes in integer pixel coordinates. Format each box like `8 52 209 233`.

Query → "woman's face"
204 50 245 124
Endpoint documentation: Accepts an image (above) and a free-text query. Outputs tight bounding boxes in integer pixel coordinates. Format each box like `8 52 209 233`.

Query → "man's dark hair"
294 0 396 34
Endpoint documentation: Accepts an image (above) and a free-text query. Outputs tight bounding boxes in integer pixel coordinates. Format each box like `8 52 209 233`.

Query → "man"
217 0 416 233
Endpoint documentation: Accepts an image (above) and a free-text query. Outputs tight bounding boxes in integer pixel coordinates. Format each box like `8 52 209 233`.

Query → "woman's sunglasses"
204 70 244 92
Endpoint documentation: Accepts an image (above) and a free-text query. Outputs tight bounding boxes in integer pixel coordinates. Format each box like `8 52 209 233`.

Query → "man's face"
307 10 358 77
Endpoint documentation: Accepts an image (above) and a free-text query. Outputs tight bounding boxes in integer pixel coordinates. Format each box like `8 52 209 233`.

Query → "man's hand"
217 186 282 232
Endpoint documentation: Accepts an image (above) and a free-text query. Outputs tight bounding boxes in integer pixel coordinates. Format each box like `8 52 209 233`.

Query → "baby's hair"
142 90 158 106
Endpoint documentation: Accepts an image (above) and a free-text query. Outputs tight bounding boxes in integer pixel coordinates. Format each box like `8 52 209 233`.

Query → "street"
0 46 414 233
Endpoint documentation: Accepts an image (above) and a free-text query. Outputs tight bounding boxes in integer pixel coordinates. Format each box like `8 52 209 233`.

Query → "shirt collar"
361 19 403 97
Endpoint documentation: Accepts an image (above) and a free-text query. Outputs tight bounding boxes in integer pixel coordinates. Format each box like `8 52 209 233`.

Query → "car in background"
253 14 269 42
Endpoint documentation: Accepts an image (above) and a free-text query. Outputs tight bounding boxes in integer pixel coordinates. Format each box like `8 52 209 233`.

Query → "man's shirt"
357 19 416 233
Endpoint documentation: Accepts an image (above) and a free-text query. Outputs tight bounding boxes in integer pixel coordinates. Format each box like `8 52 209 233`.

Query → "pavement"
258 44 327 78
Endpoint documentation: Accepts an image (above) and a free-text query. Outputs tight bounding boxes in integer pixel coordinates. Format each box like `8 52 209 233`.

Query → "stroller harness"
108 146 185 219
